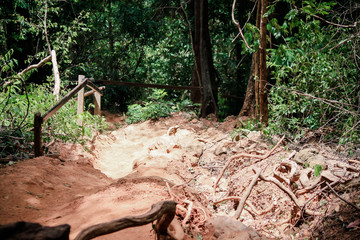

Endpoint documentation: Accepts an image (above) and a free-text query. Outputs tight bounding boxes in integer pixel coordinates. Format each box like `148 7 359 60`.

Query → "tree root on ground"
213 135 285 193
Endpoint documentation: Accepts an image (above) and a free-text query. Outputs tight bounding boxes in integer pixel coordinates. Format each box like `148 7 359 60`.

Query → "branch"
259 174 322 216
231 0 251 49
326 182 360 212
292 3 359 28
18 55 52 76
268 84 360 115
330 31 360 51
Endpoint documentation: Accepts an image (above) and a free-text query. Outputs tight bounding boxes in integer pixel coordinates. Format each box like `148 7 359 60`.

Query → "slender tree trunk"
192 0 218 117
259 0 269 124
190 1 202 104
51 50 61 100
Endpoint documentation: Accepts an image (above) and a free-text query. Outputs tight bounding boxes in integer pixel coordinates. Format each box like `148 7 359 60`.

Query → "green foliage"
126 89 196 124
313 164 322 178
231 118 262 141
266 0 360 146
126 89 173 124
0 80 109 159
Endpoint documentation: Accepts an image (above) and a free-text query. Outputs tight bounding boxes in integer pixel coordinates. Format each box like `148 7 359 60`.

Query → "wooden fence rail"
34 75 103 157
98 80 243 100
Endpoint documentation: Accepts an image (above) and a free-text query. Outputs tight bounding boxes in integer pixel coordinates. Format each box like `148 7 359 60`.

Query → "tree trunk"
51 50 61 100
239 55 256 117
239 0 261 119
259 0 269 124
192 0 218 117
254 0 261 118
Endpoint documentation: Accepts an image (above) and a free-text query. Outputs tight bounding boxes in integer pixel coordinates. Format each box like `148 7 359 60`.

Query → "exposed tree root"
73 200 177 240
233 168 262 219
259 174 323 216
213 135 285 193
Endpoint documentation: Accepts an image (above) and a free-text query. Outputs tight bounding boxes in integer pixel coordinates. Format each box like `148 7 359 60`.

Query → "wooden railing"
34 75 104 157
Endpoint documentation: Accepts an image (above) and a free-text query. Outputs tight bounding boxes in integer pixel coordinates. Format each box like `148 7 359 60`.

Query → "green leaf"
314 165 322 177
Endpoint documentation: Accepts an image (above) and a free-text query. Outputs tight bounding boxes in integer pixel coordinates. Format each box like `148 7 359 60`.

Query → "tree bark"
254 0 261 118
192 0 218 117
239 55 256 117
51 50 61 100
259 0 269 124
190 0 202 104
239 0 261 118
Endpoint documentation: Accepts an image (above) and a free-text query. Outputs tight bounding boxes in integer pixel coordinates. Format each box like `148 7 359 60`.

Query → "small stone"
209 216 267 240
214 144 227 156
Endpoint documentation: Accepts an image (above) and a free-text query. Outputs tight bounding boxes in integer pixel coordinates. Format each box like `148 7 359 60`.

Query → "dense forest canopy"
1 0 360 159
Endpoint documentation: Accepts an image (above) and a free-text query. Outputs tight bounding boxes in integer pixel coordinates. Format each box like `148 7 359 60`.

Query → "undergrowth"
0 82 109 160
126 89 198 124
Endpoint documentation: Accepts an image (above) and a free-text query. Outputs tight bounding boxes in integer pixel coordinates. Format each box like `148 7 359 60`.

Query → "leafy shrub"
0 81 109 159
126 89 197 124
265 2 360 147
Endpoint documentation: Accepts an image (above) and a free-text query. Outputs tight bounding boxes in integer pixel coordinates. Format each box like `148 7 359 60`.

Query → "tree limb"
291 3 359 28
231 0 251 49
18 55 52 76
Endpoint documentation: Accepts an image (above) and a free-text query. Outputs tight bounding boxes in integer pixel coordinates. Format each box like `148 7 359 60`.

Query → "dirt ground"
1 111 360 239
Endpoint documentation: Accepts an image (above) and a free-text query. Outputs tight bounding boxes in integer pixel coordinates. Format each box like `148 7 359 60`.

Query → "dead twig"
213 196 242 206
348 159 360 165
213 135 284 193
326 182 360 211
166 182 177 201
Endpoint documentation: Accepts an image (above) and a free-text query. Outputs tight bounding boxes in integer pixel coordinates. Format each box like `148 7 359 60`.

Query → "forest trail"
1 112 360 239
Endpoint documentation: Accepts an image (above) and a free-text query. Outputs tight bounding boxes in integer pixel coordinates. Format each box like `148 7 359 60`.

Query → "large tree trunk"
191 0 218 117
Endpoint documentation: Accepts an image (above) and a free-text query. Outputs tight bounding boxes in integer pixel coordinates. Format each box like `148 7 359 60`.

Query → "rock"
168 218 185 240
208 216 267 240
293 148 319 165
214 144 227 156
293 148 327 169
308 154 327 170
247 131 262 142
321 170 340 182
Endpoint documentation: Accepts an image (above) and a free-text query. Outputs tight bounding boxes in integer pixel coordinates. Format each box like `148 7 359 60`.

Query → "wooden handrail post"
93 91 101 115
77 75 85 125
34 113 44 157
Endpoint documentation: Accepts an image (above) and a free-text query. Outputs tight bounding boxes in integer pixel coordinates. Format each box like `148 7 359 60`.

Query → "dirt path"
1 111 360 239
